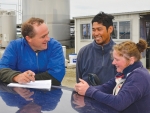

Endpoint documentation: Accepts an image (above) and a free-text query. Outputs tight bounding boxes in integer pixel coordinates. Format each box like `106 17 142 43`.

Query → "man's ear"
108 26 113 34
25 36 31 42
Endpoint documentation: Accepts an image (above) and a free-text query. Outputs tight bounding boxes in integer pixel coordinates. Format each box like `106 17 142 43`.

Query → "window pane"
112 22 117 39
146 22 150 27
146 22 150 39
119 21 130 39
81 24 90 39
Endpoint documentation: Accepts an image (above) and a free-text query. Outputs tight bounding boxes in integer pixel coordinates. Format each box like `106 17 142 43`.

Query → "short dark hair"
21 17 44 38
92 12 114 30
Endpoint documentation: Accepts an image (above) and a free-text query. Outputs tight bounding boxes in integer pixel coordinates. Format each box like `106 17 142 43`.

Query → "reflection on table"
0 82 62 113
0 81 149 113
71 91 119 113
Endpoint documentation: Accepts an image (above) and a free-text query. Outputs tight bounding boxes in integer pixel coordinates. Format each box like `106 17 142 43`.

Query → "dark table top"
0 82 119 113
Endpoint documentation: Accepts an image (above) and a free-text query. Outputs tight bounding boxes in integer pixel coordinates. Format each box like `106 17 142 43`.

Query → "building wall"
0 10 16 48
75 17 93 53
22 0 70 46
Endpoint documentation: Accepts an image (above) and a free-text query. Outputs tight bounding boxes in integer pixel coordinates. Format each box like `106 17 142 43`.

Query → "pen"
28 73 32 76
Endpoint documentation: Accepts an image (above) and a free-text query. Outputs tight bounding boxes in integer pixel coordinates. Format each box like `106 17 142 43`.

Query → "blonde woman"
75 39 150 112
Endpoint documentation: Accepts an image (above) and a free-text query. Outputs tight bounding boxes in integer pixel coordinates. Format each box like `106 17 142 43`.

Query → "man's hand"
13 70 35 84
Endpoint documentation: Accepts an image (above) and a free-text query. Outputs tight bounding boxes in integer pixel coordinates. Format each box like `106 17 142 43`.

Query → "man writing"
0 17 65 86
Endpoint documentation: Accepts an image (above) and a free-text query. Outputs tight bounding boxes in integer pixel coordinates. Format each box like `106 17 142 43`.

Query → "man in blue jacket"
0 17 65 86
76 12 117 85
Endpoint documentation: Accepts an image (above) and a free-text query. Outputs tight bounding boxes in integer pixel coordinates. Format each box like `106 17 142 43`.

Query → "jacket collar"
123 61 142 76
23 38 35 51
116 61 143 78
23 37 29 45
92 38 115 53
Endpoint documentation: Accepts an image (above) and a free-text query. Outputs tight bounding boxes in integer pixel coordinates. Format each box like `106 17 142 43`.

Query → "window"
80 21 131 40
112 22 117 39
119 21 130 39
112 21 131 39
81 24 91 39
146 22 150 40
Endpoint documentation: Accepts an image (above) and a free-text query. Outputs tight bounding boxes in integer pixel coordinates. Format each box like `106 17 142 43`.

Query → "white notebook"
7 80 51 91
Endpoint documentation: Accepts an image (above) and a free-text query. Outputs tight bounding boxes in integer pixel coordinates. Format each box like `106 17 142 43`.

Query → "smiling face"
112 50 131 73
92 22 113 45
26 23 50 51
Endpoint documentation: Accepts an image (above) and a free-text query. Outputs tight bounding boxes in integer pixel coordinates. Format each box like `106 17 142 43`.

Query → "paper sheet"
7 80 51 90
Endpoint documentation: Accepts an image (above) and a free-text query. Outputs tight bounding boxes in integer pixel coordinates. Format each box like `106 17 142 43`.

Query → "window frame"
112 20 132 41
79 20 132 41
80 23 92 41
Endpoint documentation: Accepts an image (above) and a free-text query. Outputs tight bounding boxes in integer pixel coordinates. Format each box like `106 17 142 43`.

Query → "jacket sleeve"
0 68 21 83
0 41 18 70
93 78 116 94
85 72 148 111
47 40 65 82
0 41 21 83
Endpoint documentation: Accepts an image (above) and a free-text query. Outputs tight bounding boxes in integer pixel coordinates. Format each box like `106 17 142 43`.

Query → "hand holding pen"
13 70 35 84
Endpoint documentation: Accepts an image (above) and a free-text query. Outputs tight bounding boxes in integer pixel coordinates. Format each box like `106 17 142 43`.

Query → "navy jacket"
76 39 116 85
85 61 150 112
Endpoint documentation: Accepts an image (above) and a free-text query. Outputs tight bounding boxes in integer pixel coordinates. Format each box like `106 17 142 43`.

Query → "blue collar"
92 38 115 53
116 61 143 78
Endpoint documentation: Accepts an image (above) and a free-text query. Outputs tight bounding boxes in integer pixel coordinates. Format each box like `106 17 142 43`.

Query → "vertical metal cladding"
0 10 16 47
22 0 70 45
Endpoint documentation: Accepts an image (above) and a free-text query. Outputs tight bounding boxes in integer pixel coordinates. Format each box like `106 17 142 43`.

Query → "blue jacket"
76 39 117 85
85 61 150 112
0 38 65 82
0 88 62 111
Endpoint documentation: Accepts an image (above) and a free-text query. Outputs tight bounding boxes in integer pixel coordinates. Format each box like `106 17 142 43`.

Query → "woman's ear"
129 57 135 65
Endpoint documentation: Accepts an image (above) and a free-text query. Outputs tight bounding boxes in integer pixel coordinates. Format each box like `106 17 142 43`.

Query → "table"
0 81 148 113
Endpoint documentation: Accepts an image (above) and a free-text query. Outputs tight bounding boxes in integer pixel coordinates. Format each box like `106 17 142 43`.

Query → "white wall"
74 17 93 53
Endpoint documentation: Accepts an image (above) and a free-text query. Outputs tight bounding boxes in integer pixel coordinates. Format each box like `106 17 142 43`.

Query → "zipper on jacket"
36 52 39 73
102 46 104 66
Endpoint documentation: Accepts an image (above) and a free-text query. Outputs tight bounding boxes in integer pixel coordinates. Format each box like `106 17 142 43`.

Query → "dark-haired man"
76 12 117 85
